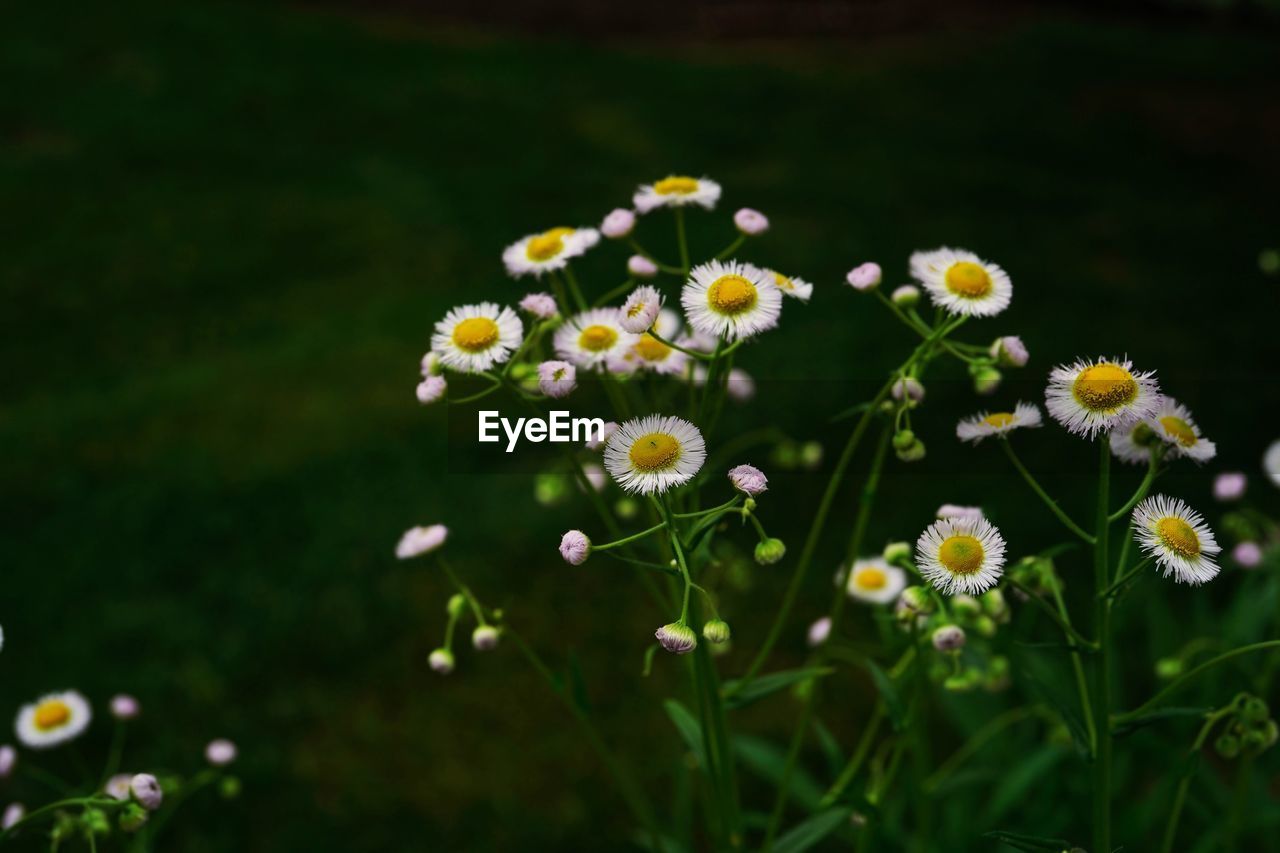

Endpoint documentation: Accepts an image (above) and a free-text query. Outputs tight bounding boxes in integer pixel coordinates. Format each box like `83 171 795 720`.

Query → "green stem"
673 208 690 273
1098 555 1155 599
1006 578 1098 650
1161 705 1236 853
626 238 683 276
1117 640 1280 723
1110 449 1161 523
714 233 746 261
0 798 124 841
873 289 932 340
593 522 668 552
673 496 741 520
1001 440 1096 544
923 706 1035 793
646 330 715 361
592 278 636 308
562 266 589 312
1050 578 1097 749
820 704 886 806
1092 438 1113 853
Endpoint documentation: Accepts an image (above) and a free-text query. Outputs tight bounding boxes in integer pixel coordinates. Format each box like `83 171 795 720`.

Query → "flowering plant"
402 175 1280 851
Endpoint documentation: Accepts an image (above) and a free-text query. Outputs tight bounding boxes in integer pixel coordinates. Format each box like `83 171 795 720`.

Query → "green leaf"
1016 651 1090 757
773 807 853 853
663 699 706 768
865 660 906 730
983 829 1074 851
812 719 845 779
722 667 835 710
983 745 1067 823
830 401 874 423
567 652 591 714
732 735 824 812
1113 706 1210 737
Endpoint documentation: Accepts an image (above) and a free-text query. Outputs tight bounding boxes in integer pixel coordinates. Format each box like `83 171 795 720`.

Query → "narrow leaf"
663 699 706 768
722 667 835 710
732 735 823 812
983 829 1074 851
773 807 853 853
865 660 906 730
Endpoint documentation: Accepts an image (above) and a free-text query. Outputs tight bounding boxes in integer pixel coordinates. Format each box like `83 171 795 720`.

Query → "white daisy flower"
916 516 1007 596
1266 440 1280 488
430 303 523 374
15 691 92 749
1149 397 1216 463
603 414 706 495
1109 420 1161 465
758 267 813 302
845 558 907 604
502 226 599 278
537 360 577 398
1045 356 1160 439
956 402 1043 444
553 308 639 370
909 247 1012 317
936 504 984 521
1132 495 1221 585
620 285 664 334
682 260 782 342
633 175 721 214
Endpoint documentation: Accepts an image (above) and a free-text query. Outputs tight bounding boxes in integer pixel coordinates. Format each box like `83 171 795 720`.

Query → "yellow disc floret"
525 233 565 261
707 274 758 315
34 699 71 731
1072 363 1138 412
1156 516 1201 557
629 433 682 471
938 535 985 575
1159 416 1198 447
944 262 993 298
578 324 618 352
452 317 500 353
856 567 888 589
633 334 671 362
774 272 795 291
654 176 699 195
982 412 1016 429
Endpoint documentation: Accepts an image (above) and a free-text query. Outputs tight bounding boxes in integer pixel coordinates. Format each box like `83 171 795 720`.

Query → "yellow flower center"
707 274 758 315
1072 363 1137 412
525 233 565 261
578 324 618 352
452 317 500 353
34 700 71 731
633 334 671 362
944 262 992 298
856 567 888 590
982 412 1016 429
1156 516 1201 557
626 302 650 320
543 226 576 240
773 272 795 291
654 176 699 195
629 433 682 471
938 535 985 575
1159 415 1198 447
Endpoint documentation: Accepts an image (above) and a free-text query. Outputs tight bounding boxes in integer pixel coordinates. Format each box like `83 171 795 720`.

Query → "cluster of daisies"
1 684 239 839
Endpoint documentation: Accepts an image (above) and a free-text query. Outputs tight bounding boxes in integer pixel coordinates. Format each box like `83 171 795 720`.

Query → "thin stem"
1092 438 1113 853
873 289 931 340
1117 640 1280 723
593 522 667 552
1006 579 1098 650
1110 449 1161 523
821 704 886 806
626 238 684 276
714 233 746 261
450 374 503 405
562 266 589 312
646 330 715 361
1161 706 1237 853
0 798 123 841
1098 555 1155 599
1001 440 1095 544
1050 578 1097 749
673 496 741 520
923 706 1035 793
673 208 690 273
592 278 636 308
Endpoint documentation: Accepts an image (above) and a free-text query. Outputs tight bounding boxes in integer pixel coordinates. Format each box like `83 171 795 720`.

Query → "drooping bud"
1241 696 1270 724
890 377 925 404
882 541 912 565
892 429 916 451
733 208 769 236
428 648 455 674
519 292 558 320
807 616 832 647
728 464 768 496
899 586 934 615
627 254 658 279
1214 472 1247 502
895 438 926 462
655 622 697 655
754 538 787 565
559 530 591 566
205 739 238 767
799 441 823 468
446 594 467 619
846 262 882 292
130 774 163 811
415 375 447 405
110 694 140 721
931 625 966 652
891 285 920 307
600 208 636 239
472 625 500 651
0 746 15 779
1233 541 1263 568
702 619 732 644
971 365 1002 396
989 336 1029 367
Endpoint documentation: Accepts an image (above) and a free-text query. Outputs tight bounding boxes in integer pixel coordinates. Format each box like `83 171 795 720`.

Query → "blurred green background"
3 1 1280 849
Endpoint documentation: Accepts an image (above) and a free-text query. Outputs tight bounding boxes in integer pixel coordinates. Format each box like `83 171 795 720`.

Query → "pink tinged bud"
891 284 920 307
0 746 15 779
728 464 768 496
519 292 558 319
205 738 238 767
416 375 447 405
807 616 832 647
655 622 698 655
420 351 442 377
105 774 132 800
627 254 658 279
846 262 882 291
733 208 770 236
931 625 966 652
891 377 925 403
1214 472 1247 502
937 504 984 521
2 803 24 831
727 368 755 402
428 648 455 674
579 463 607 493
110 694 140 721
586 421 618 451
537 360 577 399
600 208 636 239
620 285 663 333
559 530 591 565
990 335 1029 367
395 524 448 559
1234 541 1263 568
130 774 163 811
472 625 500 651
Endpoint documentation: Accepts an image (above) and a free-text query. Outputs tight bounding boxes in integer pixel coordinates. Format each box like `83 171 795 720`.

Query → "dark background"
4 0 1280 849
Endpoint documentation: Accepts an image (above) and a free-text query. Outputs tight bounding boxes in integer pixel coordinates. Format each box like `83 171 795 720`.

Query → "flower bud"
895 438 926 462
472 625 500 651
428 648 455 674
415 374 447 405
702 619 732 644
807 616 832 647
220 776 243 799
534 473 569 507
600 208 636 239
118 803 149 833
1154 657 1183 680
891 377 924 404
1214 472 1247 502
728 464 768 496
206 738 238 767
1 804 23 831
655 622 697 655
799 441 823 468
755 538 787 565
1259 248 1280 275
989 335 1029 367
846 262 882 292
559 530 591 566
973 615 998 638
981 588 1009 622
614 497 639 520
952 594 982 618
620 285 663 334
891 285 920 307
0 746 15 780
130 774 163 811
899 586 934 615
882 541 912 565
1242 728 1268 754
446 593 467 619
82 808 110 836
892 429 916 451
943 671 977 693
1241 696 1269 723
733 208 769 236
1233 541 1263 569
627 254 658 279
105 774 132 800
1263 720 1279 749
519 292 558 320
971 365 1002 396
110 694 140 721
931 625 966 652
